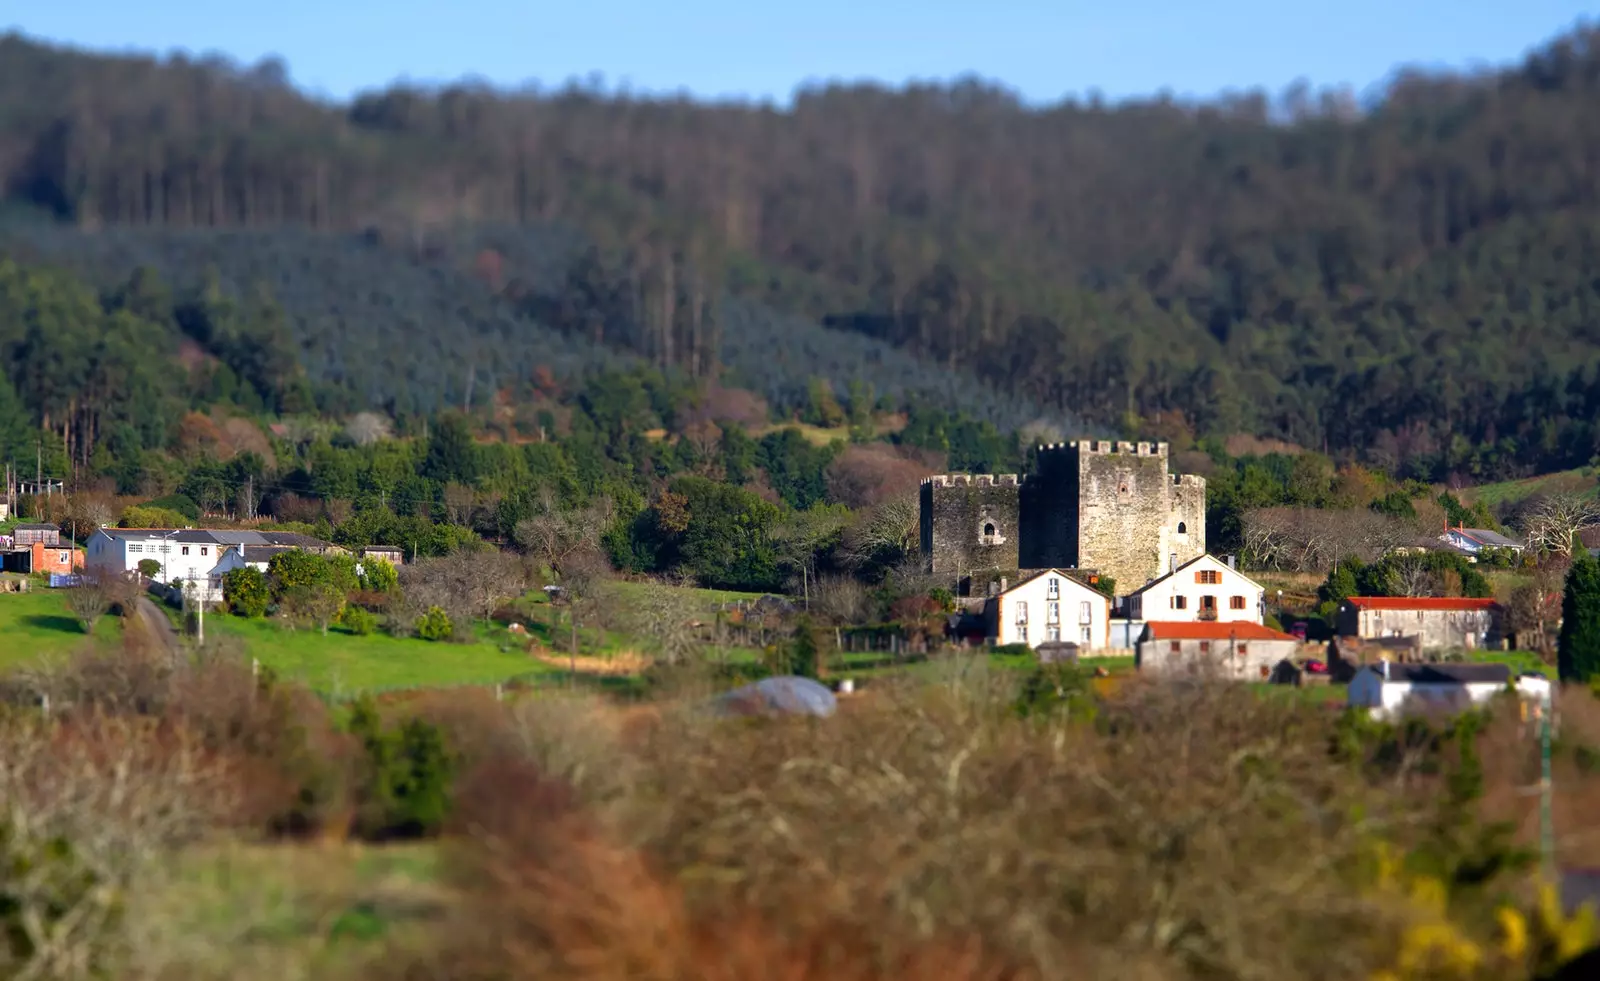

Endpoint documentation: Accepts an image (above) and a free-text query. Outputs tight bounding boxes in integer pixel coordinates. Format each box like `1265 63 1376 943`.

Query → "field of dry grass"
4 636 1600 981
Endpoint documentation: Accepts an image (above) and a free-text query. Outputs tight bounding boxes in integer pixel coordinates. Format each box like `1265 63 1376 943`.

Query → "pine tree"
1557 554 1600 682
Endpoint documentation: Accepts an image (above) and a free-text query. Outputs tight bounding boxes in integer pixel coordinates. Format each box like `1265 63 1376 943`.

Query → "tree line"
5 29 1600 477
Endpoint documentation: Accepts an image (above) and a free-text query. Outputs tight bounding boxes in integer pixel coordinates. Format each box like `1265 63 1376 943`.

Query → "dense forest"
3 26 1600 480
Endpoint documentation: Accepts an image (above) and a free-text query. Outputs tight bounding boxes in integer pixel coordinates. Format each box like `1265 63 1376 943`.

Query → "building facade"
1347 662 1547 720
1134 621 1301 680
85 528 342 604
983 568 1111 651
920 439 1206 591
1336 596 1502 651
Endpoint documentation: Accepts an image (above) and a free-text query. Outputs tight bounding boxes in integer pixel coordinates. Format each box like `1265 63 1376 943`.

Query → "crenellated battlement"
923 473 1019 487
924 435 1205 588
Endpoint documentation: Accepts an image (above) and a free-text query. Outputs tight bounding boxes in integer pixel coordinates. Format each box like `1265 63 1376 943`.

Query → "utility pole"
1541 690 1555 883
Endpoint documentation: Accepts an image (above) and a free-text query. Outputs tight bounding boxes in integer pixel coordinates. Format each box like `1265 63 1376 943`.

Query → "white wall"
1348 670 1504 719
995 571 1110 650
1127 555 1265 625
85 532 229 603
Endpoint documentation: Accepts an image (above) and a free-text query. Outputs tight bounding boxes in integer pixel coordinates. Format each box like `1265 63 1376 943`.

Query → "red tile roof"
1344 597 1498 611
1142 621 1298 641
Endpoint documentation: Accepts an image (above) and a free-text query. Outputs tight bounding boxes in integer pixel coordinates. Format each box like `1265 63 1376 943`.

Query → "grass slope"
204 614 552 696
0 588 122 669
1462 466 1598 509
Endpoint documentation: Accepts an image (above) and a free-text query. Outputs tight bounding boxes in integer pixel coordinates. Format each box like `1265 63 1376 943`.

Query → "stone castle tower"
919 439 1205 592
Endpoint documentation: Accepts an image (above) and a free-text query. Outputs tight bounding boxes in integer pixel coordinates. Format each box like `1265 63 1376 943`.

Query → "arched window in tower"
982 522 997 544
1177 521 1187 534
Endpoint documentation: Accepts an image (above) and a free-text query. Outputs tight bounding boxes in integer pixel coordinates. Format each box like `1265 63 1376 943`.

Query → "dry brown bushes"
380 678 1512 981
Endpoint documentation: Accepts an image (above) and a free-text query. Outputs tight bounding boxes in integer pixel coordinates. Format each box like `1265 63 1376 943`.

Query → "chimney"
1169 552 1177 574
1000 577 1009 593
988 580 999 598
1226 554 1236 570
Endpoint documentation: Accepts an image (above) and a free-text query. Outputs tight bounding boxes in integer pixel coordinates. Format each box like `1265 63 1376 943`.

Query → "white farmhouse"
84 528 341 604
1114 553 1266 647
1134 621 1301 680
1346 661 1550 719
984 569 1111 651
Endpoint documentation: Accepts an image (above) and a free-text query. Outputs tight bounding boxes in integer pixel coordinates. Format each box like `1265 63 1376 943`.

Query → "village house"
361 545 404 565
1439 524 1523 558
1134 621 1301 680
1336 596 1503 652
1347 661 1550 719
1113 553 1266 647
0 522 83 575
84 528 342 604
983 568 1111 651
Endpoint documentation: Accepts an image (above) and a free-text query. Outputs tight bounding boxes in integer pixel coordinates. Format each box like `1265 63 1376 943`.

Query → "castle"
918 439 1206 593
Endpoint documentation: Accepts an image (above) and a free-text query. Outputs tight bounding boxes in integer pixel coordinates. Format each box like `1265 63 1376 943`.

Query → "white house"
1439 525 1523 557
84 528 340 604
1135 621 1301 679
984 569 1111 651
1114 554 1266 646
1336 596 1502 651
1346 661 1550 719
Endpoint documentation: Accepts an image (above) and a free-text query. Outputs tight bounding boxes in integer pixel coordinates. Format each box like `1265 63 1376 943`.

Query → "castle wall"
1019 444 1080 570
1076 440 1175 591
919 474 1021 574
1169 474 1208 570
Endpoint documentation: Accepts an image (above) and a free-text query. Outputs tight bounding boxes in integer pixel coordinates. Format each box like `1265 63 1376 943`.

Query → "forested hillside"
3 27 1600 478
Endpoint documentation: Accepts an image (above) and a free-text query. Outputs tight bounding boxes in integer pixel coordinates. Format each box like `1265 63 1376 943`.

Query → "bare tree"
772 506 851 606
65 494 115 543
1243 506 1413 572
1520 493 1600 559
443 483 479 528
812 573 871 625
620 584 703 667
842 493 920 570
514 493 613 577
66 581 111 635
556 548 612 670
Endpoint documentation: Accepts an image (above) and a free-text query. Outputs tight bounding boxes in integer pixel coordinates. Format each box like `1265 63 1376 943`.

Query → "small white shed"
1347 661 1548 719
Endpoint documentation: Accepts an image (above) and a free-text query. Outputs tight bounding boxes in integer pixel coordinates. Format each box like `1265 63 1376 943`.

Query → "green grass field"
0 586 122 670
1461 466 1597 508
204 614 554 696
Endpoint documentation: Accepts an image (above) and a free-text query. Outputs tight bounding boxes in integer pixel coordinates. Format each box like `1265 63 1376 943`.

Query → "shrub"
222 566 271 618
359 556 400 592
340 605 378 636
347 697 454 840
144 494 201 521
119 504 191 528
416 605 454 642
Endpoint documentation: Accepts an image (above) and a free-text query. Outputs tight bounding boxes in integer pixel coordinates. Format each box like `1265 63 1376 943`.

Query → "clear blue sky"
8 0 1595 105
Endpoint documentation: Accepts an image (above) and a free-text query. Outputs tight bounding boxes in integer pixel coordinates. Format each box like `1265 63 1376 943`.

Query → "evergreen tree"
1558 554 1600 682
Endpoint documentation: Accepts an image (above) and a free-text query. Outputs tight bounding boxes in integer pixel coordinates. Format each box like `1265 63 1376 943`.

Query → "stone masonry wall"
920 474 1021 574
1018 444 1080 570
1076 440 1174 590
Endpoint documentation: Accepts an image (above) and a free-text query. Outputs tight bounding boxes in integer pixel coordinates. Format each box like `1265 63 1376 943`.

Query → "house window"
1171 595 1187 610
1047 602 1060 624
182 546 190 556
1177 521 1187 534
200 546 208 557
1199 641 1211 653
1200 596 1217 611
1236 643 1248 656
58 552 68 564
1259 665 1270 679
1047 578 1059 599
1080 626 1093 644
1169 641 1181 653
128 544 143 553
1046 625 1061 642
982 522 996 542
1078 600 1092 623
1195 570 1221 585
1015 601 1028 624
1230 595 1246 610
1018 625 1028 643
